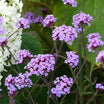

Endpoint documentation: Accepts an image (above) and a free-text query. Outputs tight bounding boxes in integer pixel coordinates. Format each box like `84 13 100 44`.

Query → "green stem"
79 36 83 104
5 44 20 73
26 88 35 104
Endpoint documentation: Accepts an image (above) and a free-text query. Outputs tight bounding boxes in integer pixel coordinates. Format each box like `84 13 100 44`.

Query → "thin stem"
8 27 21 38
26 88 35 104
86 92 97 104
5 44 20 73
75 38 85 49
57 55 66 60
85 10 104 31
73 52 89 84
82 0 85 12
59 93 67 104
7 56 18 75
47 87 51 104
81 25 86 59
1 47 18 75
61 4 69 25
54 40 58 53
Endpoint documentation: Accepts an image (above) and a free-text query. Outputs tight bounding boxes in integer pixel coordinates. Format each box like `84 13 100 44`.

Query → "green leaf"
21 33 43 55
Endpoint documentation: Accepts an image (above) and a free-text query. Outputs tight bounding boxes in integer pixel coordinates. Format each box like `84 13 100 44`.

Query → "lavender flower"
14 73 33 89
0 37 8 47
16 49 33 64
52 25 78 45
62 0 77 7
72 12 93 32
24 54 55 76
96 83 104 91
87 33 104 52
5 73 33 95
25 12 36 24
43 14 57 28
5 75 17 96
15 17 30 29
65 51 79 68
96 50 104 64
34 15 43 24
51 75 73 97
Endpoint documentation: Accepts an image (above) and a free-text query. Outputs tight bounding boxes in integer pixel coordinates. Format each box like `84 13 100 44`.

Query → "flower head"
25 54 55 76
15 17 30 29
16 49 33 64
52 25 78 45
87 33 104 52
51 75 73 97
43 14 57 28
14 73 33 89
65 51 79 68
25 12 36 24
34 15 43 24
62 0 77 7
0 37 8 47
72 12 93 32
96 50 104 64
96 83 104 91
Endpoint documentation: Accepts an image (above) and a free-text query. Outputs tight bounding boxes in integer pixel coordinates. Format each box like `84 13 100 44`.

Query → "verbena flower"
52 25 78 45
16 49 33 64
96 50 104 64
5 74 17 96
25 12 36 24
0 37 8 47
14 73 33 89
43 14 57 28
34 15 43 24
96 83 104 91
24 54 55 76
51 75 73 97
87 33 104 52
65 51 79 68
62 0 77 7
72 12 93 32
15 17 30 29
5 73 32 96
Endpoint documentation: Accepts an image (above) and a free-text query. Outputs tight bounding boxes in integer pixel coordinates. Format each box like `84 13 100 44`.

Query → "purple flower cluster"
65 51 79 68
24 54 55 76
72 12 93 32
96 50 104 64
52 25 78 45
87 33 104 52
5 75 17 97
62 0 77 7
16 49 33 64
25 12 43 24
5 73 33 96
15 17 30 29
25 12 36 24
34 15 43 24
14 73 33 89
96 83 104 91
51 75 73 97
43 14 57 28
0 37 8 47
